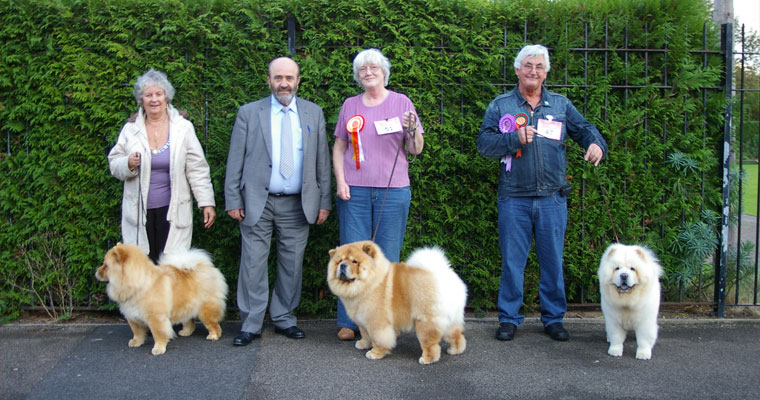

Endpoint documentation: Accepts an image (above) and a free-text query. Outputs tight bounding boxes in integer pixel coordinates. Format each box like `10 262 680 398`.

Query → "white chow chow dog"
598 243 663 360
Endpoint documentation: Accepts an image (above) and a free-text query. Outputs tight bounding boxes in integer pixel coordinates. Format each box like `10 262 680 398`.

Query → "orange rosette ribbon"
514 112 530 158
346 115 365 169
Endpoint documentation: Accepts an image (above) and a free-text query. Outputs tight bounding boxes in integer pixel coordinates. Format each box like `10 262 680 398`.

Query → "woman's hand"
203 206 216 228
336 182 351 201
402 111 417 132
128 152 141 171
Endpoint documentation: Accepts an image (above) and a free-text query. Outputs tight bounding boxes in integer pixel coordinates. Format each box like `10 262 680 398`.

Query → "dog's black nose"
339 263 347 278
620 273 628 282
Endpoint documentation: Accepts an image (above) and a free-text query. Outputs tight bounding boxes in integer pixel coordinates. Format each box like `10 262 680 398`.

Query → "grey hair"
352 48 391 87
513 44 551 72
132 68 175 105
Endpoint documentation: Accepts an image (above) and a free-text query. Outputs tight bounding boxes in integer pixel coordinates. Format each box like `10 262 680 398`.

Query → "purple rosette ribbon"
499 114 516 133
498 114 516 171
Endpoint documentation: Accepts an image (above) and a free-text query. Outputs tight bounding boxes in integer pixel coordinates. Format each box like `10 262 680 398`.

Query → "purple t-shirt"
334 91 424 188
147 141 171 209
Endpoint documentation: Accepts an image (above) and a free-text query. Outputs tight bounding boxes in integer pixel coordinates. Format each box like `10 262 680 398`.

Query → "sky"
734 0 759 33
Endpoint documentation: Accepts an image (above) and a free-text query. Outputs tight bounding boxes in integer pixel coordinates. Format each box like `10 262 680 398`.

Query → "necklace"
146 115 168 154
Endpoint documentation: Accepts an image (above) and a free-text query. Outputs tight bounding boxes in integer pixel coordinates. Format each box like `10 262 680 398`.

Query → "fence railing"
3 16 758 315
730 22 760 313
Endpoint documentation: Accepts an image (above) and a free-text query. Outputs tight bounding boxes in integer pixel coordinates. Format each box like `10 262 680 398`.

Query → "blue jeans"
497 193 567 327
336 186 411 330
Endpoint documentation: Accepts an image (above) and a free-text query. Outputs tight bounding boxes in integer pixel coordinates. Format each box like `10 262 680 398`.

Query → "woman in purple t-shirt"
332 48 425 340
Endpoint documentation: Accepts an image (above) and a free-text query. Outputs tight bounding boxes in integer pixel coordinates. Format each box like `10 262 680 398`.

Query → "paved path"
2 318 759 399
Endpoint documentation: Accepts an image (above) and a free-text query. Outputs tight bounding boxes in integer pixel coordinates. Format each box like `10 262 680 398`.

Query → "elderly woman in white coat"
108 68 215 263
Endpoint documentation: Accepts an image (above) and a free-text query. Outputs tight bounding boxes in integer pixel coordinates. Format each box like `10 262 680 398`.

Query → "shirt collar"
514 84 551 108
270 95 298 114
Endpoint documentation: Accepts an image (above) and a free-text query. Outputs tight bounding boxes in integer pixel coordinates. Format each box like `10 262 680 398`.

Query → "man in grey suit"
225 57 332 345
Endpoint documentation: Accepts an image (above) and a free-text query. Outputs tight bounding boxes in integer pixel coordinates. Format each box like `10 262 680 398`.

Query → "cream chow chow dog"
95 243 228 355
327 241 467 365
598 243 663 360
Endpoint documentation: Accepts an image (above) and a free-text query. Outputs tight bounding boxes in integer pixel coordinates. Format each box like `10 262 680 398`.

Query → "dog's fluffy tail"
406 246 450 272
406 247 468 327
159 248 213 271
159 248 228 309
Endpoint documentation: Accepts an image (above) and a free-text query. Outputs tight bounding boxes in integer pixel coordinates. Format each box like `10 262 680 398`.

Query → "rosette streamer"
498 113 517 171
346 115 365 170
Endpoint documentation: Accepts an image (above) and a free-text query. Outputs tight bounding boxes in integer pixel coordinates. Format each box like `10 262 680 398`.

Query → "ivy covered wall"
0 0 725 319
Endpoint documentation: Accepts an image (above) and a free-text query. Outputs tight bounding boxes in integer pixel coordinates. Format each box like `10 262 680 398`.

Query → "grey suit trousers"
237 194 309 334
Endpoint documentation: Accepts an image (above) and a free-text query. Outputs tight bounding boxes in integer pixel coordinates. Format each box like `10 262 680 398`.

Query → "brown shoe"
337 327 356 341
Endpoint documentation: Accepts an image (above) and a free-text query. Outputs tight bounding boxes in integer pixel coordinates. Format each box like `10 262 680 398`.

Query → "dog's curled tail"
406 247 468 327
159 248 213 271
406 246 450 272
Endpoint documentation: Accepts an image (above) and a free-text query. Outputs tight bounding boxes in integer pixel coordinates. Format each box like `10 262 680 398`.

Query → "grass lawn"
741 163 758 217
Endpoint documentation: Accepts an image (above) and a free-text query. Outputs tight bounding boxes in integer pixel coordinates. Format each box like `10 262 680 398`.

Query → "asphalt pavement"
1 317 759 399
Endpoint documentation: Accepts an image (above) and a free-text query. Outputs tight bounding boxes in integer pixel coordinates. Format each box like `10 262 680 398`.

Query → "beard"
270 82 298 106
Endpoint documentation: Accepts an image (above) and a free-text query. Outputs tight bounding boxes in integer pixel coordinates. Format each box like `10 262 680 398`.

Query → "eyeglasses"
358 65 381 75
521 63 546 72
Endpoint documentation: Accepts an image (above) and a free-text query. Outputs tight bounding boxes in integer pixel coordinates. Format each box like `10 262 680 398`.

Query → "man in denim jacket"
477 44 607 342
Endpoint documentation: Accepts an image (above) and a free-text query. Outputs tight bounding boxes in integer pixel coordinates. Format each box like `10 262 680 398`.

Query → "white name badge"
537 118 562 141
374 117 403 135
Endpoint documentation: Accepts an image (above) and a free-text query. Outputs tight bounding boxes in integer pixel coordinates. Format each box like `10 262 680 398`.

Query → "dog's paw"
355 339 371 350
365 349 387 360
635 348 652 360
608 344 623 357
178 328 193 336
128 338 144 347
418 355 440 365
206 332 220 341
151 346 166 355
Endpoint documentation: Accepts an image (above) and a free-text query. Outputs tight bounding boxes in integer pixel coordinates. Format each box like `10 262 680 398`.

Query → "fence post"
716 22 733 318
287 16 296 57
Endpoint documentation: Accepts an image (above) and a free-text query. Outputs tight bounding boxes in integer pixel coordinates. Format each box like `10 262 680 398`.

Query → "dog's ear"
605 245 617 259
112 244 128 264
634 247 648 262
329 248 336 257
362 242 376 258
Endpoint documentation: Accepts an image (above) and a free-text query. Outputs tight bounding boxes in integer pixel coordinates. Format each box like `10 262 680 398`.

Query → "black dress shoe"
274 326 305 339
495 322 517 341
544 322 569 341
233 331 260 346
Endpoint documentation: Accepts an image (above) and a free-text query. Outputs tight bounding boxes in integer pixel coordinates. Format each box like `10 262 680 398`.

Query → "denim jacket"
477 85 608 197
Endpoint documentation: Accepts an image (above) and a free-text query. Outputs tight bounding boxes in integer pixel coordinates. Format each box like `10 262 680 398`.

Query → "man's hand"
227 209 245 221
316 209 330 225
585 143 603 166
518 126 535 145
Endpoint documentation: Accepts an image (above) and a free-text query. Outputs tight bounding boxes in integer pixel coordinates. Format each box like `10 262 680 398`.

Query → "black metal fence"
4 20 758 315
728 22 760 313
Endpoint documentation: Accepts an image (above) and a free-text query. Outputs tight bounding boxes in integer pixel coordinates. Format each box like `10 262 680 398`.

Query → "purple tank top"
147 141 171 209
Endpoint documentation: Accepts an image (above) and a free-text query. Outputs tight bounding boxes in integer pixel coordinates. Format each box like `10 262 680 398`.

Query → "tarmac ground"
1 315 759 400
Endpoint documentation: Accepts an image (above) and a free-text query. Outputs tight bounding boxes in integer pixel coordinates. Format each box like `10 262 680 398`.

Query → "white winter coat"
108 105 215 256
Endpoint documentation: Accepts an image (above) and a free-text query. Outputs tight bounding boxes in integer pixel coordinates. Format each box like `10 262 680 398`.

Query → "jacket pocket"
174 195 193 228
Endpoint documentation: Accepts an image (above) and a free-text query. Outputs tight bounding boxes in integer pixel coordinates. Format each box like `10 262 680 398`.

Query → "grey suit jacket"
225 96 332 226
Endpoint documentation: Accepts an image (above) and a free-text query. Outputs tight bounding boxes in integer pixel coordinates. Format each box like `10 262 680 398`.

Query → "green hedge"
0 0 725 320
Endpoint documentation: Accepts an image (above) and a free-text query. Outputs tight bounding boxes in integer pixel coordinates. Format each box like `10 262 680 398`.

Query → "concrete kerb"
4 316 759 329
